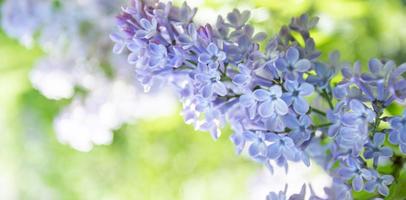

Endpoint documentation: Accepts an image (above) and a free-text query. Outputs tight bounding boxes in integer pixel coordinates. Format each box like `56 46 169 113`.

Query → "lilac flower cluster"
112 0 406 199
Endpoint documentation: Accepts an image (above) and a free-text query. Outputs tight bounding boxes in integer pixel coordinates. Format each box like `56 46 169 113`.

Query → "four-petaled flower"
198 43 226 69
282 81 314 114
253 86 288 118
232 64 252 87
275 47 312 81
364 133 393 166
342 100 375 124
267 133 298 162
135 18 157 39
244 131 273 162
194 64 227 98
338 162 372 191
284 114 312 145
389 111 406 153
365 171 394 196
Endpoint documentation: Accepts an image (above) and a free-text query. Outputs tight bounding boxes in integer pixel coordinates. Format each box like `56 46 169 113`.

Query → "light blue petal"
298 82 314 96
381 175 394 185
286 47 299 64
281 94 293 106
258 101 274 118
113 43 125 54
349 99 365 113
380 147 393 157
400 144 406 154
377 184 389 196
213 82 227 96
293 97 309 114
253 89 270 101
352 175 364 191
294 59 311 72
283 80 298 92
207 43 218 55
202 84 213 98
282 146 297 160
274 99 289 115
127 52 139 64
217 51 226 61
399 128 406 144
338 168 355 179
269 85 282 97
388 131 399 144
140 18 152 29
198 53 211 64
248 143 260 157
275 58 287 71
373 133 385 146
267 143 281 159
232 74 249 86
283 114 299 129
368 58 382 73
364 180 376 192
239 94 255 107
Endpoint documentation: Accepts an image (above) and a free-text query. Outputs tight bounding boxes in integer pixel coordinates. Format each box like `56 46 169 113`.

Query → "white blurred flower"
248 161 332 199
30 57 76 100
54 77 177 152
2 0 178 151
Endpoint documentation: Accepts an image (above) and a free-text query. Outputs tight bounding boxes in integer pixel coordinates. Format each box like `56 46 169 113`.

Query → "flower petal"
269 85 282 97
202 84 213 98
232 74 249 86
298 82 314 96
286 47 299 64
294 59 311 72
207 43 219 55
267 143 281 159
293 97 309 114
198 53 211 64
213 82 227 96
253 89 270 101
258 101 274 118
373 132 385 146
352 175 364 191
274 99 289 115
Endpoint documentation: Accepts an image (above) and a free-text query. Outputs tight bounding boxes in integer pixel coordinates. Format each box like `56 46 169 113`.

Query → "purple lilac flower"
337 161 372 191
284 114 312 145
198 43 226 69
111 1 406 198
253 86 289 118
389 111 406 153
194 63 227 98
282 81 314 114
364 171 394 196
274 47 312 81
232 64 252 87
245 131 274 162
364 133 393 166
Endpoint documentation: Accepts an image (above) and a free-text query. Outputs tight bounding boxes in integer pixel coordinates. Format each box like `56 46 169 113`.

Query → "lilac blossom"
389 112 406 153
282 81 314 114
253 86 289 118
363 133 393 166
111 1 406 198
337 161 372 191
365 171 394 196
274 47 312 81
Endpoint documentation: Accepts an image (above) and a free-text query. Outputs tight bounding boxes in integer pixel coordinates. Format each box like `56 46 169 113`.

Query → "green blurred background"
1 0 406 199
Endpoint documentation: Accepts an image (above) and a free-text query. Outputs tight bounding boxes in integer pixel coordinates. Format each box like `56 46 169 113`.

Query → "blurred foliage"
1 0 406 199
